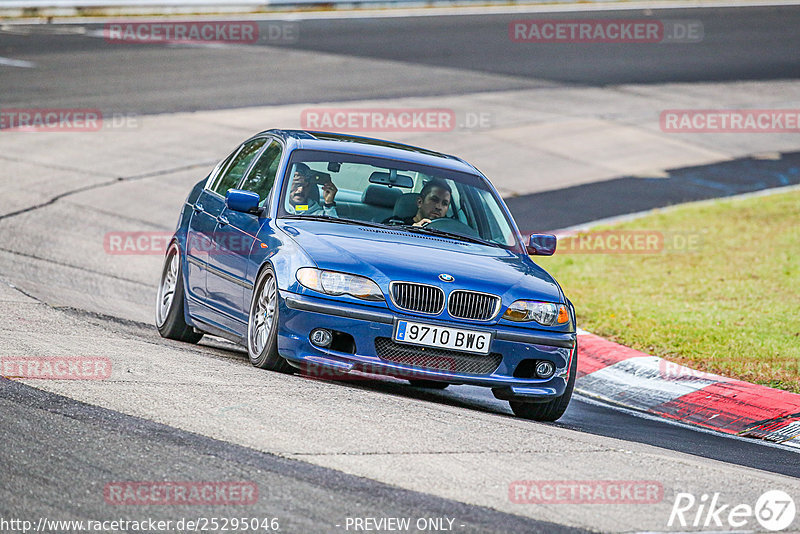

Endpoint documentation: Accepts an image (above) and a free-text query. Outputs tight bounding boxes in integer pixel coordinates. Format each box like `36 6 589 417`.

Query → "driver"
286 163 338 216
387 178 451 226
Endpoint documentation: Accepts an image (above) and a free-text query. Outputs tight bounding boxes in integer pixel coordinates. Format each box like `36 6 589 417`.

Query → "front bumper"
279 291 576 402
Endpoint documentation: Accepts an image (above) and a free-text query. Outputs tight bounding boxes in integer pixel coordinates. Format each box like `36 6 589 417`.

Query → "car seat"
362 184 401 206
392 193 419 220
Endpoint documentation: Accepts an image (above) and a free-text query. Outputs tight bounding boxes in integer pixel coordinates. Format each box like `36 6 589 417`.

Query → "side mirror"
527 234 557 256
226 189 261 214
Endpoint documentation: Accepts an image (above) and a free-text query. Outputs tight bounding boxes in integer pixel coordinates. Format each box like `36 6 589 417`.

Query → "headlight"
502 300 570 326
296 268 384 302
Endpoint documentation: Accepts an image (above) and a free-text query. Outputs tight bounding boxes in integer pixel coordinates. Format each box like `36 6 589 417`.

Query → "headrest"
393 193 420 218
362 184 402 208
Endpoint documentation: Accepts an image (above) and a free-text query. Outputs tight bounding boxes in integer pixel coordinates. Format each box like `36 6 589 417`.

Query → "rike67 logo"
669 490 796 531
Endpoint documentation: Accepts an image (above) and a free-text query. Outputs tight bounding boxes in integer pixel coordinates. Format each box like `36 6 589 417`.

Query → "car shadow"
198 334 518 418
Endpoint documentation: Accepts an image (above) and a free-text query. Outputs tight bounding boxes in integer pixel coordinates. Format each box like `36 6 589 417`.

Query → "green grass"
535 188 800 393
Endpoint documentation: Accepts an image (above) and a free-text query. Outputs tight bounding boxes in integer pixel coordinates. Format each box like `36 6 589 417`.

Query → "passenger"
286 163 338 216
386 178 451 226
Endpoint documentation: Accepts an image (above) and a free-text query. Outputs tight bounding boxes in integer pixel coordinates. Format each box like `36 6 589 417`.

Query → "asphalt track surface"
509 151 800 231
0 5 798 112
2 4 800 533
0 377 583 534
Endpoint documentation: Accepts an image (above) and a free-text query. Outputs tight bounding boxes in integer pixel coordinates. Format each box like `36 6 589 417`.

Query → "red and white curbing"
574 329 800 449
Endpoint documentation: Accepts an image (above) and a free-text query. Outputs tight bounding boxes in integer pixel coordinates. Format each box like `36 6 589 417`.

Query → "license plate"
394 320 492 355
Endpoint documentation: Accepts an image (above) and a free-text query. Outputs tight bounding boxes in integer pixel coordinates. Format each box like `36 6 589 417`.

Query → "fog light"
310 328 333 348
535 361 555 379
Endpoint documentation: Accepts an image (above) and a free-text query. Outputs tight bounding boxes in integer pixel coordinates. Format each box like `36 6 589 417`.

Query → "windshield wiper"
282 214 339 221
281 214 393 230
400 224 499 247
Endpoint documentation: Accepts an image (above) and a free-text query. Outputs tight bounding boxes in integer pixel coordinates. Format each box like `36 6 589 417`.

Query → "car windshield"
277 150 521 251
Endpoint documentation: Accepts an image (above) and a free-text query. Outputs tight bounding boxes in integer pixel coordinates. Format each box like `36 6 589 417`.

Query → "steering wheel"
423 217 480 238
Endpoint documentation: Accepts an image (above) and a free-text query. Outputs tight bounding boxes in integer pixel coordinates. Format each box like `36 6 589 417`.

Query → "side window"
212 138 267 196
207 151 236 191
240 140 282 205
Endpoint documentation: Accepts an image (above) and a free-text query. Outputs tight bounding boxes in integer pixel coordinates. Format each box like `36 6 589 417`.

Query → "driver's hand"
322 182 338 204
413 218 432 227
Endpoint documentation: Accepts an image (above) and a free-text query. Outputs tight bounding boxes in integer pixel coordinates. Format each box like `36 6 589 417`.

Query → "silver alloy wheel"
156 247 179 327
250 274 277 355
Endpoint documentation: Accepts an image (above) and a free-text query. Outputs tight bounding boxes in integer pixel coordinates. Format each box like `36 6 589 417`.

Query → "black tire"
247 266 293 373
510 343 578 422
408 380 449 390
155 243 203 343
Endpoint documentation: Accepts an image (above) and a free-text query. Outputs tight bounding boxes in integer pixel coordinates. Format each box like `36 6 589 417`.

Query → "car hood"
278 220 563 303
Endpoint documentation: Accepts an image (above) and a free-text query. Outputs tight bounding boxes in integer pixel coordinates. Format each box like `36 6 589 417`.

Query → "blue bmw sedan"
156 130 577 421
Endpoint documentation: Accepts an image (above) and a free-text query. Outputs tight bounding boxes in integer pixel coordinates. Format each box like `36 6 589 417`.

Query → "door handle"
193 203 204 213
218 215 229 226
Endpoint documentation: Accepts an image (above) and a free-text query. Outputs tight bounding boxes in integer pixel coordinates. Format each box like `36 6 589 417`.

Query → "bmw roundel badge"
439 273 455 282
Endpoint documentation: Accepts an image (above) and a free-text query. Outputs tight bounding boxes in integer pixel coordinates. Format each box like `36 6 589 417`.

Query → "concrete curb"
574 331 800 448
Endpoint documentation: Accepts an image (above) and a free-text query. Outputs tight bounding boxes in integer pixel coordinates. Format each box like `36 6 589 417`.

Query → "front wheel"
155 243 203 343
510 343 577 422
247 266 293 373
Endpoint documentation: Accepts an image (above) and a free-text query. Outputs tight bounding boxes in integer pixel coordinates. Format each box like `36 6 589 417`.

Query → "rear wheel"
247 266 293 373
408 380 449 390
510 343 577 422
155 243 203 343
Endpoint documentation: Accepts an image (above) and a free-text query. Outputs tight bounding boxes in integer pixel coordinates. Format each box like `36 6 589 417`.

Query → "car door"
207 138 285 324
202 137 269 323
185 149 238 304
